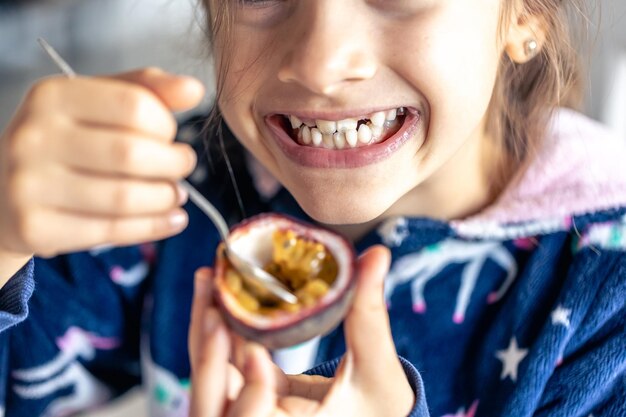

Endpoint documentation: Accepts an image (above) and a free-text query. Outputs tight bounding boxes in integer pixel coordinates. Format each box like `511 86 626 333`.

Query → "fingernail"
187 148 197 172
177 184 188 205
169 210 187 229
194 270 209 297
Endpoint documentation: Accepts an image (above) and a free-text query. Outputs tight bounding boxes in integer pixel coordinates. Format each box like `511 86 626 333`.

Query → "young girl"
0 0 624 416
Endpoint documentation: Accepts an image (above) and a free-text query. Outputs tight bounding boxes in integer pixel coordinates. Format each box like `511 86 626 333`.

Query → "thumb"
344 245 398 378
110 67 205 112
227 344 277 417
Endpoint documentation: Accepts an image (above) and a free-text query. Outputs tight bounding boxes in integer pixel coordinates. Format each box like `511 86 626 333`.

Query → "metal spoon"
37 37 298 305
178 182 298 304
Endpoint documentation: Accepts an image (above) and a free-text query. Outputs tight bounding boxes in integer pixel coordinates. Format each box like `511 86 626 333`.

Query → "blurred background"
1 0 625 137
0 0 624 416
0 0 214 130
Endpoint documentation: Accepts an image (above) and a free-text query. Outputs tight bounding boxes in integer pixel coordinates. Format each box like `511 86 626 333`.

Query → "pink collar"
457 109 626 228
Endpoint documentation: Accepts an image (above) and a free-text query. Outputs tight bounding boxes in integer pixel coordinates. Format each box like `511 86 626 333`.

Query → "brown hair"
201 0 588 181
489 0 587 185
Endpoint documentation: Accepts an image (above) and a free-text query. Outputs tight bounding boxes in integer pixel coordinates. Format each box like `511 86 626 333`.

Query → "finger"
230 332 247 373
111 67 205 112
19 167 186 217
227 363 244 401
228 333 290 397
277 397 319 417
339 247 415 417
31 75 178 141
190 310 231 417
227 344 277 417
15 207 188 257
189 267 213 368
344 245 398 378
45 124 196 179
282 374 332 402
317 353 373 417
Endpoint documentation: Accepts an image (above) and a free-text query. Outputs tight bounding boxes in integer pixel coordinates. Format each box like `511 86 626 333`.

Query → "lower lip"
265 110 421 169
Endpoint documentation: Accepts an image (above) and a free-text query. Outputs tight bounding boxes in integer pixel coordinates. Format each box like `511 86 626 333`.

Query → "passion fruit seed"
225 270 243 294
296 279 330 299
295 279 329 307
235 289 260 312
269 229 339 290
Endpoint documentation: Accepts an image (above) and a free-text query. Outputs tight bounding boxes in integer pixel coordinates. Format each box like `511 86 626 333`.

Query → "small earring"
524 39 538 59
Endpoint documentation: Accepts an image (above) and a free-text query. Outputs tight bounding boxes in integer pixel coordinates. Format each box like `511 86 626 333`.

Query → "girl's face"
216 0 505 225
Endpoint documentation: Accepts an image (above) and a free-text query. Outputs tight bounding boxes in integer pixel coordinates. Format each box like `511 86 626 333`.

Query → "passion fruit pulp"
213 214 356 349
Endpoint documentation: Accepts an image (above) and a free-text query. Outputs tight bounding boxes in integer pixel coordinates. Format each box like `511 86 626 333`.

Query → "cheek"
215 39 267 146
393 4 502 133
216 27 274 108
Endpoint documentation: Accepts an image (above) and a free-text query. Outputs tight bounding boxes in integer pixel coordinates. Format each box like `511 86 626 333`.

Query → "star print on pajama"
378 217 411 247
495 337 528 382
550 305 572 328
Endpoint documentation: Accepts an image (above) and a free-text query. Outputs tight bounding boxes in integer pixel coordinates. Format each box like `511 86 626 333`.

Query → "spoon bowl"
179 181 298 304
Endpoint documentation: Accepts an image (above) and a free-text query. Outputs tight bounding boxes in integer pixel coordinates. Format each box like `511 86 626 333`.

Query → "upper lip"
265 106 412 121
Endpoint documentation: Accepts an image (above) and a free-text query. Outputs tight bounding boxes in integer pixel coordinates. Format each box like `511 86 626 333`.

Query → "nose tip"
278 48 378 96
276 7 378 96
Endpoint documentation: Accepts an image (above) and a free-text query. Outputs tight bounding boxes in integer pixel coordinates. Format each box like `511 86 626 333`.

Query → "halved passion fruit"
213 214 357 349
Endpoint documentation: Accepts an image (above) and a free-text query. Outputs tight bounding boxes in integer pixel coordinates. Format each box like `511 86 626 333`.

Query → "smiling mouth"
265 107 420 168
275 107 406 150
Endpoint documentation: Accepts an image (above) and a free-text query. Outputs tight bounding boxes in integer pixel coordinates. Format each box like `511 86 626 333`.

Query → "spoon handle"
178 180 230 241
37 38 77 77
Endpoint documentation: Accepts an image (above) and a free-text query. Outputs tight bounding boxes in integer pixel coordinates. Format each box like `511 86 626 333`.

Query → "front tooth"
336 118 358 132
311 128 323 146
397 107 406 115
333 131 346 149
370 112 386 127
386 109 397 121
322 133 334 148
368 123 383 141
345 129 358 147
358 124 372 144
301 126 312 145
316 120 337 134
289 115 303 129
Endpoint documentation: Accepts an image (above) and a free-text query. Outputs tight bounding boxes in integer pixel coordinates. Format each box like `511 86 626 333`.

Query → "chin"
289 188 392 225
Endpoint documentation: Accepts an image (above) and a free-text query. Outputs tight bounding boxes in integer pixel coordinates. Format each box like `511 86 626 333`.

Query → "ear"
504 10 548 64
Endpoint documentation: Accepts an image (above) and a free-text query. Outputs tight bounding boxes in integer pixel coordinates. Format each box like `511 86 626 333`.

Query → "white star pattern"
551 305 572 328
495 337 528 382
378 217 409 247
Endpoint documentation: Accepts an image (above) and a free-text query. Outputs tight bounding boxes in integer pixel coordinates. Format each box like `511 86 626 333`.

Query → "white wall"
586 0 626 138
0 0 214 129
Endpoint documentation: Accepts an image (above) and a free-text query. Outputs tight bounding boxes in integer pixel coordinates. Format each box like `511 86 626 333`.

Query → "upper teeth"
289 115 303 129
336 118 358 132
288 108 403 149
